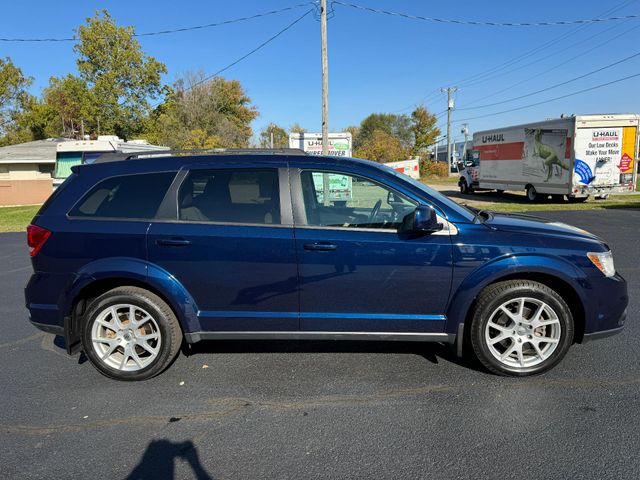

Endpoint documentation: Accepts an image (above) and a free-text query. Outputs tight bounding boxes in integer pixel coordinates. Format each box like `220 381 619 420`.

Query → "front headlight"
587 251 616 277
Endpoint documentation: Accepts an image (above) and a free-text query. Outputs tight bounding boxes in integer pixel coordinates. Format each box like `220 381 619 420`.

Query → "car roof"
73 150 386 176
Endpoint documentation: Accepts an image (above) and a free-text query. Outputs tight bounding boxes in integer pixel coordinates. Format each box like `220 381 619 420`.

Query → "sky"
1 0 639 145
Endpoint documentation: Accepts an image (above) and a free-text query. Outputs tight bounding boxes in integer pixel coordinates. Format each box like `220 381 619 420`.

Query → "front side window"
300 170 417 229
179 169 281 225
69 172 176 219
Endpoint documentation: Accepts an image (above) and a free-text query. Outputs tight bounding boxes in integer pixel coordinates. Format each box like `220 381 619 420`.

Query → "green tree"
0 57 32 137
356 113 412 150
260 122 288 148
74 10 167 138
353 129 409 163
410 106 440 156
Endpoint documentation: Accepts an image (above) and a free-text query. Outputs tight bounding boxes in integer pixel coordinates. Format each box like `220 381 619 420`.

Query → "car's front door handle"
304 242 338 251
156 238 191 247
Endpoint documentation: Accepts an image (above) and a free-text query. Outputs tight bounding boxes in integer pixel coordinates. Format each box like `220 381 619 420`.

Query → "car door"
290 166 453 333
147 164 299 332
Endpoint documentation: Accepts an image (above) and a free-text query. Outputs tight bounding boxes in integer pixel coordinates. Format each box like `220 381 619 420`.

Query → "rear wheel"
82 287 182 381
470 280 574 376
526 185 538 202
460 178 471 194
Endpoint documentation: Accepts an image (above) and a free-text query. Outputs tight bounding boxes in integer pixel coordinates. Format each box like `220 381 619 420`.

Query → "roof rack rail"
92 148 307 164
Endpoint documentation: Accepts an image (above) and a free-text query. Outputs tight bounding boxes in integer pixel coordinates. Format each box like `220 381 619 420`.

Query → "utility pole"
320 0 329 154
441 87 458 175
461 123 469 165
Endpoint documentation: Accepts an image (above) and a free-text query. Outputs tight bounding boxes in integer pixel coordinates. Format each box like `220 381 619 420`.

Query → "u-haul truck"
459 114 639 202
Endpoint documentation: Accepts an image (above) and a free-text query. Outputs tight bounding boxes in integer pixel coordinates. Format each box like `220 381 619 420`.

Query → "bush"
420 159 449 178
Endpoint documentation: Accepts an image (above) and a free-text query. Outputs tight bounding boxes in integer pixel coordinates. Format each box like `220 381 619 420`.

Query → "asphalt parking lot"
1 209 639 480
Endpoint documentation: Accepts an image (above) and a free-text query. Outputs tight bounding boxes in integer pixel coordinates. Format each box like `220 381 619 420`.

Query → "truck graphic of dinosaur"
532 128 570 181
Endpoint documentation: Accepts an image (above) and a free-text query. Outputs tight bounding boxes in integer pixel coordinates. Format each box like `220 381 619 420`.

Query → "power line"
457 50 640 111
392 0 637 116
331 1 640 27
453 72 640 123
151 9 313 107
0 3 313 42
454 0 638 88
460 20 640 107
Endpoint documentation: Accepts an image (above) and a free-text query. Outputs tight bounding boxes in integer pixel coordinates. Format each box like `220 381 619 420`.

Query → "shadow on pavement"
126 439 213 480
185 339 485 374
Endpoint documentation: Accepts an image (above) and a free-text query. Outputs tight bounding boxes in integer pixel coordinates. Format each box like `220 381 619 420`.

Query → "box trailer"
458 114 639 201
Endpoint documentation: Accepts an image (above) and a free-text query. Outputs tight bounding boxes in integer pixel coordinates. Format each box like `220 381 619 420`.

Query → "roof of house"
0 138 73 164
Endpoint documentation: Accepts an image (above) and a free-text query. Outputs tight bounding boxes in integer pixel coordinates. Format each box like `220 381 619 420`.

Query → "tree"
353 129 409 163
42 75 93 137
343 125 360 147
74 10 167 138
356 113 412 150
0 57 32 137
289 123 306 134
410 106 440 156
259 123 288 148
145 72 258 149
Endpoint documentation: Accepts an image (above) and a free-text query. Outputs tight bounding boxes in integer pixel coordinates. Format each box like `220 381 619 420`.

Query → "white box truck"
458 114 639 202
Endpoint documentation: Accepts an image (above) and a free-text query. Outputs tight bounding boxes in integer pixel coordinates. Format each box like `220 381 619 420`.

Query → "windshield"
379 163 475 221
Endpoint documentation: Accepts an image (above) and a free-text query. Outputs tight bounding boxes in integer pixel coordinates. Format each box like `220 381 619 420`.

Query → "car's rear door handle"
304 242 338 251
156 238 191 247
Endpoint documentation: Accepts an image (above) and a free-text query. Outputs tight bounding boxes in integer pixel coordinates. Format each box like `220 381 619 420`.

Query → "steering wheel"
368 199 382 224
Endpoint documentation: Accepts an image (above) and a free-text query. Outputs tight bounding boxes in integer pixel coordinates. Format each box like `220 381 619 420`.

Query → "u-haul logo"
481 134 505 143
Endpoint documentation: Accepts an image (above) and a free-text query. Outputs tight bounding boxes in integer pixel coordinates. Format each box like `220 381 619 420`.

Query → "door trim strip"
184 331 455 344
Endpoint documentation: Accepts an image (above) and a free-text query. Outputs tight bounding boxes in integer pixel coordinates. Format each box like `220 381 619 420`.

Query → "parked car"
25 150 628 380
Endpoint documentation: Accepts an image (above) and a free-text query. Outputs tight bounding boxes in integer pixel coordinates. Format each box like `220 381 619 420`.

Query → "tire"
566 195 589 203
470 280 574 376
526 185 538 202
82 286 183 381
459 178 469 194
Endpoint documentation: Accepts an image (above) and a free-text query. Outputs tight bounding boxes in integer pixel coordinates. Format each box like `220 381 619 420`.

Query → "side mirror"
401 205 443 234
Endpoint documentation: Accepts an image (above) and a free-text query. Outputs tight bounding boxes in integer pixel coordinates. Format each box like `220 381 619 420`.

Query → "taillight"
27 224 51 257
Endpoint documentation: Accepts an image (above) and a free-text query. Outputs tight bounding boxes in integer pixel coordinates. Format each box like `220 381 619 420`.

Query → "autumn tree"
289 123 306 134
145 72 258 149
259 123 288 148
410 106 440 156
0 58 32 140
354 129 409 163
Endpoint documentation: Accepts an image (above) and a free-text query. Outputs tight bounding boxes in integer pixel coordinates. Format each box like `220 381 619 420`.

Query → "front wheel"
82 287 183 381
470 280 574 376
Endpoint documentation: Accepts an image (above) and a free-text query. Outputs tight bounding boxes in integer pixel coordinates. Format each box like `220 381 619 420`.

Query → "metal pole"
321 0 329 155
442 87 458 175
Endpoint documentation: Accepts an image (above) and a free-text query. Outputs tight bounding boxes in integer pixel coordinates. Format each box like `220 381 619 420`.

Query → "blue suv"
25 150 628 380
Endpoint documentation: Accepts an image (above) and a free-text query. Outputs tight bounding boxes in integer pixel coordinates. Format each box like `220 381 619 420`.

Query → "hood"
482 211 603 242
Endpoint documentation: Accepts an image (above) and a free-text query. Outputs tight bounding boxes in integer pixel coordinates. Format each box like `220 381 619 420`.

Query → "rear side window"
179 169 280 224
69 172 176 219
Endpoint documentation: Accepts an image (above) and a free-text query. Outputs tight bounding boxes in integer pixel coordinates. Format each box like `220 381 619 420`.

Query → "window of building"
69 172 176 219
300 170 417 230
179 169 280 225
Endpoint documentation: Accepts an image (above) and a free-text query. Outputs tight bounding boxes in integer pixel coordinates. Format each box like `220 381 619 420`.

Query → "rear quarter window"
69 172 176 219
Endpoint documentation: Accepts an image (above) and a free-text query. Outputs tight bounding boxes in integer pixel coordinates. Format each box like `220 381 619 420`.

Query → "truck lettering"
481 134 504 143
